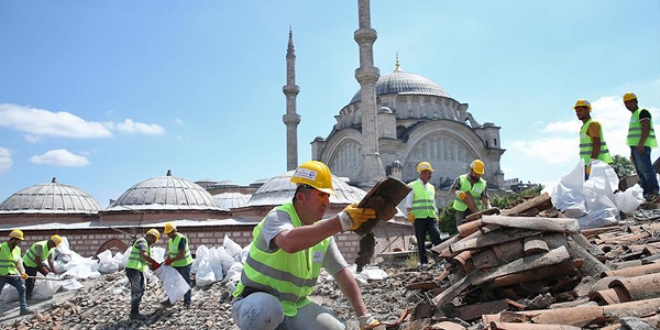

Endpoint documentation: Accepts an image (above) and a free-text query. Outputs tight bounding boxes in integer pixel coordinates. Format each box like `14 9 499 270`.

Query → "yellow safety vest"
23 240 53 268
0 242 21 276
408 180 437 219
452 174 487 212
168 233 193 267
125 237 151 273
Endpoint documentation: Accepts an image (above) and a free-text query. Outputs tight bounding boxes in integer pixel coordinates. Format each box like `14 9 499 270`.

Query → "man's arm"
334 267 368 317
639 117 652 153
273 217 342 253
48 255 57 274
140 250 159 265
587 122 602 159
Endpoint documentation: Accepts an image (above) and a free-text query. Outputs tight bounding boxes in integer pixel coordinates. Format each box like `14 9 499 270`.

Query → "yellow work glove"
455 190 467 200
338 203 376 232
358 313 381 329
407 211 415 223
20 273 29 280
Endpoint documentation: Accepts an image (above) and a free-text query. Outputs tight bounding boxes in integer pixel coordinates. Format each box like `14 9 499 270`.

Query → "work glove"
338 203 376 232
164 258 173 266
151 262 161 271
358 313 381 329
42 269 49 276
20 273 29 280
406 211 415 223
455 190 467 200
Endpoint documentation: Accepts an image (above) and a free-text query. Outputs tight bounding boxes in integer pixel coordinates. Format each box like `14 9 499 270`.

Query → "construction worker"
232 160 380 330
574 99 613 179
451 159 489 226
163 222 192 308
624 92 659 199
0 230 33 316
405 161 443 266
22 234 63 300
125 229 161 320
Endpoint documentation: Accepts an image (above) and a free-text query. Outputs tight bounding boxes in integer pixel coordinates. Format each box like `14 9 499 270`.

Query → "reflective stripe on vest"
23 240 52 268
452 174 487 212
168 233 193 267
408 180 437 219
579 119 613 163
0 242 21 275
233 202 331 317
627 109 657 148
125 237 151 273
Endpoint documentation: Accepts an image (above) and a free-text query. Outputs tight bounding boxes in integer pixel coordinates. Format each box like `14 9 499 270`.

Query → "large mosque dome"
107 170 222 211
0 177 101 214
349 70 450 104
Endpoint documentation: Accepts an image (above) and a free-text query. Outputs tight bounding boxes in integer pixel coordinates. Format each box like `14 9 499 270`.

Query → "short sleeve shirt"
451 176 488 198
258 206 348 276
586 121 602 139
135 239 148 252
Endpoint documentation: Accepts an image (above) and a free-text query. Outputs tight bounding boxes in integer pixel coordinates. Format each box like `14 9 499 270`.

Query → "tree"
610 154 635 178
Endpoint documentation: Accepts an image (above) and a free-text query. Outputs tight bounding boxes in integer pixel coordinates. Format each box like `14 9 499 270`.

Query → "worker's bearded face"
574 107 589 121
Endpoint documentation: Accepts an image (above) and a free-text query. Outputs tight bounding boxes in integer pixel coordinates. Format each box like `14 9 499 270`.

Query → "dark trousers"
125 268 145 315
174 264 192 306
414 217 443 264
631 146 659 196
0 275 28 310
23 263 47 299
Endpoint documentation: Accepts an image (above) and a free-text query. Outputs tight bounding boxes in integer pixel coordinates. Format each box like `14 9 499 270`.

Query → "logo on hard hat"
293 168 318 181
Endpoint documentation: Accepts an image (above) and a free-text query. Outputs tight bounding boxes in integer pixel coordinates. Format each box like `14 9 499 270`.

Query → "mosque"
0 0 504 262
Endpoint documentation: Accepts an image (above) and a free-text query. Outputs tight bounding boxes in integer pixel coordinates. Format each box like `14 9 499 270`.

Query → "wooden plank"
473 246 571 286
481 215 580 233
465 207 500 222
493 261 579 288
499 192 552 216
450 228 540 253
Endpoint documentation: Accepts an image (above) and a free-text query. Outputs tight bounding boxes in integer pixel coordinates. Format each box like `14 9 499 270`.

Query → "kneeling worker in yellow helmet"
23 234 63 300
125 229 161 320
232 160 381 330
0 229 33 316
405 161 443 266
450 160 490 227
163 222 193 308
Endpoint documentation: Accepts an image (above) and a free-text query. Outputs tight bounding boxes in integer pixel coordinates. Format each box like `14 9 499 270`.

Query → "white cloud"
0 103 165 139
175 118 183 124
0 147 12 174
30 149 89 167
104 119 165 135
542 121 580 133
511 137 578 164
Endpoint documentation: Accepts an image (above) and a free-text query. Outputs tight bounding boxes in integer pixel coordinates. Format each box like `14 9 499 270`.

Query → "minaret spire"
355 0 385 186
395 52 401 72
283 26 301 171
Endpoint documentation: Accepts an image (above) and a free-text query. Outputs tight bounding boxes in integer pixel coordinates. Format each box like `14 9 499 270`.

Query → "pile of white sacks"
1 234 389 305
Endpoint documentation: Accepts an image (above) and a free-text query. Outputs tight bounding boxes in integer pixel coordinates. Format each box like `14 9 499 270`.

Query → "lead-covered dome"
350 70 450 104
243 170 366 208
0 177 101 214
107 170 222 211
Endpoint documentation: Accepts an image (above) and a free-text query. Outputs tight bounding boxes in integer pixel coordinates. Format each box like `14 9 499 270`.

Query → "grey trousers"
232 292 345 330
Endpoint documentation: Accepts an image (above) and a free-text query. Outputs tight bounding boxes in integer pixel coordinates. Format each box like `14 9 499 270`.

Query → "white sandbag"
154 265 190 304
208 248 224 282
98 263 120 274
551 160 587 218
121 247 131 267
216 246 235 276
98 250 113 264
358 266 388 280
191 245 210 274
616 184 645 214
580 160 619 229
145 269 159 284
0 284 19 302
64 264 101 280
223 262 243 292
151 246 166 263
196 260 216 287
223 235 243 262
32 274 65 300
241 243 251 264
61 278 84 291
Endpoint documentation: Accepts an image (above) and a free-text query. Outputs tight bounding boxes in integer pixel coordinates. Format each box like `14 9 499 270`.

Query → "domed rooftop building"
100 170 230 224
311 62 505 203
0 177 102 225
213 192 253 210
231 170 368 221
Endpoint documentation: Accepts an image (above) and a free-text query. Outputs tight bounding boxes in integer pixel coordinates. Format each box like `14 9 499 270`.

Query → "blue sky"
1 1 659 207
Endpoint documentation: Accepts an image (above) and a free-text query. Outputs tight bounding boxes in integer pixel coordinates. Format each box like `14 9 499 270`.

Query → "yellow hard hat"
164 222 176 234
573 99 591 111
50 235 63 247
290 160 336 195
146 229 160 241
416 161 434 173
470 159 485 175
623 92 637 102
9 229 24 240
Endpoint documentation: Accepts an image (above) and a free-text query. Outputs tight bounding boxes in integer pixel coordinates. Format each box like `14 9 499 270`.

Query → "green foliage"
438 204 458 235
610 154 635 178
491 185 544 209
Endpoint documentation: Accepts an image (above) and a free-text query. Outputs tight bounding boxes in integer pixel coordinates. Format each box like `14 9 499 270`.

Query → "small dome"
213 192 253 209
211 180 239 188
109 171 221 211
313 136 326 142
378 106 393 114
0 177 102 214
244 171 366 207
350 71 450 104
250 178 269 188
391 160 403 168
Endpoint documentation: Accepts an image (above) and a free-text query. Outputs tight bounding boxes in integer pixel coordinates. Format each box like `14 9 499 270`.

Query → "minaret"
283 27 301 171
355 0 385 186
